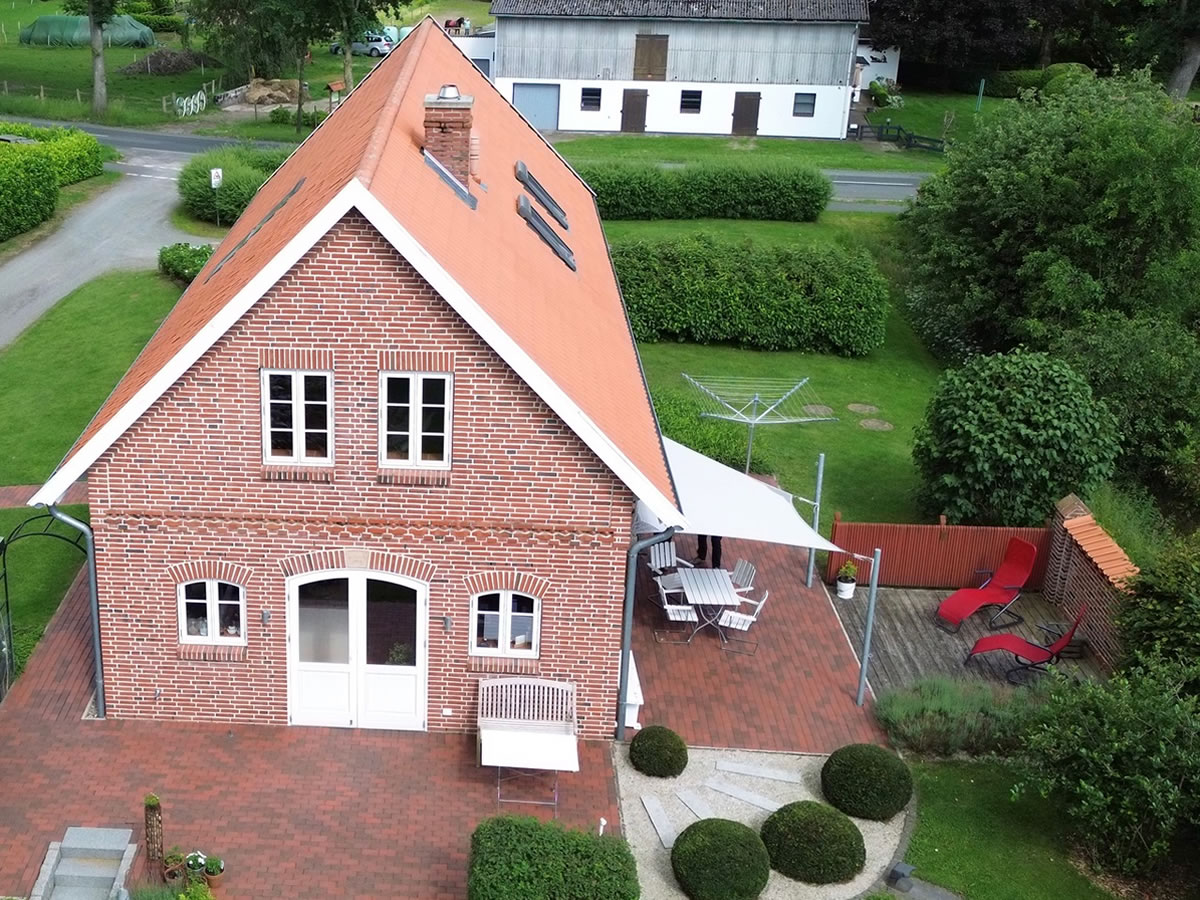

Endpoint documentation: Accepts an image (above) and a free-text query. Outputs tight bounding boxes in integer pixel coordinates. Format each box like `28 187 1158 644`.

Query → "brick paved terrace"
631 535 885 753
0 574 619 900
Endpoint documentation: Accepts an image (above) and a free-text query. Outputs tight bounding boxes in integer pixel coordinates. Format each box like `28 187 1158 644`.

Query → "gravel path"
615 745 904 900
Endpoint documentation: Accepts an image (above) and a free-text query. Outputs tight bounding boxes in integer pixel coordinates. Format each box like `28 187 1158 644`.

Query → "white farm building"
486 0 870 139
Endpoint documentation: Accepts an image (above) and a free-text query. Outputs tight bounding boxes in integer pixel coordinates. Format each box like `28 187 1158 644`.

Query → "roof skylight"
515 161 568 230
518 194 576 271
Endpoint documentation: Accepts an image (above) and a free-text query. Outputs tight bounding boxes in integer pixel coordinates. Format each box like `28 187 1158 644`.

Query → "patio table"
678 567 744 640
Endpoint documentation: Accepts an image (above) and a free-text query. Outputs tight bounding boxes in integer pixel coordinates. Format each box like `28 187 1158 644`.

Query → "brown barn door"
732 92 761 136
621 89 648 133
633 34 668 81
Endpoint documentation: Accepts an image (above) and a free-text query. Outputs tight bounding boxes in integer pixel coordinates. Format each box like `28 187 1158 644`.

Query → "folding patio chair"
935 537 1037 633
653 595 699 644
717 590 768 655
646 539 694 576
730 559 757 594
964 605 1087 683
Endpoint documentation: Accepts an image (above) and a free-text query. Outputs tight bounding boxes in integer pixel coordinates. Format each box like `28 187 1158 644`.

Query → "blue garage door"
512 83 560 131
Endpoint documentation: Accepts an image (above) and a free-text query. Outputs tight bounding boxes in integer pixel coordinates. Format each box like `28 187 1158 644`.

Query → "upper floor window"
380 373 452 468
680 90 702 114
793 92 817 117
471 591 540 658
581 87 602 111
179 580 245 645
261 370 332 465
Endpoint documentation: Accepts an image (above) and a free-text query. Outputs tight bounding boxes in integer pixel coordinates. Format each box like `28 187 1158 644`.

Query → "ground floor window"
581 87 602 111
471 591 540 658
179 580 246 645
680 90 702 114
793 92 817 117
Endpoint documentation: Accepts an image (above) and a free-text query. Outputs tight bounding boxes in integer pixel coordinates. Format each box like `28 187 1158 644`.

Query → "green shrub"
579 162 831 222
0 122 103 186
868 79 890 106
912 351 1119 525
821 743 913 820
178 146 291 224
629 724 688 777
1016 653 1200 875
1040 63 1094 97
671 818 770 900
760 801 865 884
268 106 329 128
0 144 58 242
985 68 1048 97
158 243 214 284
467 815 638 900
1119 533 1200 663
133 13 184 32
875 676 1045 756
653 391 771 473
613 234 888 356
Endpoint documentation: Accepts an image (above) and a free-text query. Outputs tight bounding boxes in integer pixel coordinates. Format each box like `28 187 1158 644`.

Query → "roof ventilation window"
204 177 306 285
515 161 568 230
518 194 576 271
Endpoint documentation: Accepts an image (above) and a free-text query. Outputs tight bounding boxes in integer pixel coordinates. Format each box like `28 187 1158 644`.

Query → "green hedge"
158 243 214 283
629 724 688 777
653 390 770 473
672 818 770 900
612 234 888 355
467 816 638 900
579 162 831 222
178 146 291 224
821 743 913 821
761 801 865 884
133 13 184 32
268 106 329 128
0 144 58 242
985 62 1092 98
0 123 103 186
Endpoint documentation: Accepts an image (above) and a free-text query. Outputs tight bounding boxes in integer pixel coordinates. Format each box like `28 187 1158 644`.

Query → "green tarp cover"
19 14 155 48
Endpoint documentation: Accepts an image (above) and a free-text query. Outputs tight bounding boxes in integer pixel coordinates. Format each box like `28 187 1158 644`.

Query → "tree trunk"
1038 27 1054 69
341 15 355 91
296 53 306 135
88 0 107 116
1166 33 1200 99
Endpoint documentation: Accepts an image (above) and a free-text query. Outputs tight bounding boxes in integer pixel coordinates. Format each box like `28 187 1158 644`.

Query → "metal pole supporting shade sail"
682 374 837 473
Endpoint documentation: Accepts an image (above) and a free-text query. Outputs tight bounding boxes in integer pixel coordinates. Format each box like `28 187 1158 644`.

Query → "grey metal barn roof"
489 0 869 22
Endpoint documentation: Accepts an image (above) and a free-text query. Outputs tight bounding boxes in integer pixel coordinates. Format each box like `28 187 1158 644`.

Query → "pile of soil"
245 78 309 104
118 48 222 76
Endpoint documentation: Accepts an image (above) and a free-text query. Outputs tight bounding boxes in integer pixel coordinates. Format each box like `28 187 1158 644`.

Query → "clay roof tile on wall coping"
1062 514 1139 588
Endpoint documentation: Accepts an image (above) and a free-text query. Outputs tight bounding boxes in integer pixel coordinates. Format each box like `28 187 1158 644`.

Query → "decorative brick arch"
278 548 436 584
462 570 553 599
166 559 254 587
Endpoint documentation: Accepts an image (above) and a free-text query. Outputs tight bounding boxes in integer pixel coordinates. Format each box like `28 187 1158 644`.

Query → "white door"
288 572 427 730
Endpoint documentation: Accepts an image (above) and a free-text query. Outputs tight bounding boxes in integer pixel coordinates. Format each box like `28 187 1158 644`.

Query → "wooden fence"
824 513 1052 589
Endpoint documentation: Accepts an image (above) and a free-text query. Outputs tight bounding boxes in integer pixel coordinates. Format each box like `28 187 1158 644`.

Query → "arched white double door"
286 570 427 730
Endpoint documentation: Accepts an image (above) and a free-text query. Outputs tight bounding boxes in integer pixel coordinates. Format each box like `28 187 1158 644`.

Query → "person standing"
696 535 723 569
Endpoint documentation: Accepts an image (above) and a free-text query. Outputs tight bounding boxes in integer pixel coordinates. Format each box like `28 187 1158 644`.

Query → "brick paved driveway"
0 575 619 899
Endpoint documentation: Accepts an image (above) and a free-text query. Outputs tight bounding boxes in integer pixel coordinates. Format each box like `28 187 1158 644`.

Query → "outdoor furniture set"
648 538 768 654
935 536 1088 681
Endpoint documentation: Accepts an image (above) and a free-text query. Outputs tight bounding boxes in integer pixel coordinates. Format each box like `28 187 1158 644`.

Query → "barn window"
581 87 602 111
680 90 702 114
793 93 817 117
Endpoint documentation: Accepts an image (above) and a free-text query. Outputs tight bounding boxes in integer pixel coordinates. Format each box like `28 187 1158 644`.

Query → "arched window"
469 591 539 658
178 580 246 645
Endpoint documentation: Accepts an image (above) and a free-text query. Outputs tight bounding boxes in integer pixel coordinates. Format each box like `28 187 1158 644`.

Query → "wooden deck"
834 587 1105 697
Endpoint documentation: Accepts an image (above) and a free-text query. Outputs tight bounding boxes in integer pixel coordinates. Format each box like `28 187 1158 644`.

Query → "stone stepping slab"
641 795 677 849
675 788 714 820
715 759 805 784
704 778 782 812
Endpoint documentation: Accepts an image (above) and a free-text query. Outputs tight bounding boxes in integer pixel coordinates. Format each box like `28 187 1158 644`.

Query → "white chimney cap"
438 84 461 100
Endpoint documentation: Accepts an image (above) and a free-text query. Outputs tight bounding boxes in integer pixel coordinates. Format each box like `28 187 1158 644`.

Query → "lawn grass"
0 504 89 674
0 169 120 264
192 119 310 143
169 202 231 239
907 761 1113 900
555 133 942 172
0 271 182 486
865 90 1008 143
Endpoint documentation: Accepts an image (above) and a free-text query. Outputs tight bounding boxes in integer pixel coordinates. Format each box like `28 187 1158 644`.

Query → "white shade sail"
635 438 841 552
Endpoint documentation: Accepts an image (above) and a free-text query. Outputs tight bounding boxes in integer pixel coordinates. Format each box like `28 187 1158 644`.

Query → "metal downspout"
43 504 105 718
617 525 679 742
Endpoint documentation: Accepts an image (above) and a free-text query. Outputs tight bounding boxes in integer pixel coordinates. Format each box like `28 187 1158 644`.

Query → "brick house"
31 19 832 740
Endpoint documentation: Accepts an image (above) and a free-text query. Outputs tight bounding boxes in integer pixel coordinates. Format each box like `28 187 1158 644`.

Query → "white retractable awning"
636 437 840 552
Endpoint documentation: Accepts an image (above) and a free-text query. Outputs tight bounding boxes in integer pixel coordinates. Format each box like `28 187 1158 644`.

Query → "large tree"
868 0 1037 69
323 0 401 91
191 0 305 81
63 0 117 115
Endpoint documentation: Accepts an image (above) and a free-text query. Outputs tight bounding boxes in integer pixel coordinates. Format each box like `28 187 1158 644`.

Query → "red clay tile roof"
38 19 678 514
1062 514 1139 587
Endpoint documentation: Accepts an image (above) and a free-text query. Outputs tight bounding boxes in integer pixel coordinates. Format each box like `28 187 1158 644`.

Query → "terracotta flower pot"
204 868 225 889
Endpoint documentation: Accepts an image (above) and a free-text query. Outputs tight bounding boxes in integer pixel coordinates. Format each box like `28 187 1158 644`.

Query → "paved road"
0 146 209 349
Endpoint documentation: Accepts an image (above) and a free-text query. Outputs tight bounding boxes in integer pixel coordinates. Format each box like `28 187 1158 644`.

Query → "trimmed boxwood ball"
672 818 770 900
761 800 865 884
821 743 913 821
629 724 688 777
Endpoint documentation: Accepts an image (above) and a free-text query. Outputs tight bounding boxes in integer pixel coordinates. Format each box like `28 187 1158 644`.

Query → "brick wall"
88 213 636 739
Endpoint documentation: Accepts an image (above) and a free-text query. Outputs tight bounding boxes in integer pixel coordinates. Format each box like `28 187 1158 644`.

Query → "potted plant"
185 850 206 882
163 845 185 886
204 854 225 889
836 561 858 599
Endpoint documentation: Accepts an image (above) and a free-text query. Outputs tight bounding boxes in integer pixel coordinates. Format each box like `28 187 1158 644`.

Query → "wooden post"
161 95 167 113
144 795 163 863
76 88 81 103
39 84 44 101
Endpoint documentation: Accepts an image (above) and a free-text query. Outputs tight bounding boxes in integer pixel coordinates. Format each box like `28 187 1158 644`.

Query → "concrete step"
60 827 132 860
53 856 119 889
46 885 111 900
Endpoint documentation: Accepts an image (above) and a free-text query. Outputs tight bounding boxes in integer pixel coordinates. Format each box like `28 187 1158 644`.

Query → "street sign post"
211 168 223 226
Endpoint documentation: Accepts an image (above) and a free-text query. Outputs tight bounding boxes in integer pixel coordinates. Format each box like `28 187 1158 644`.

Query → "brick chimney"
424 84 474 186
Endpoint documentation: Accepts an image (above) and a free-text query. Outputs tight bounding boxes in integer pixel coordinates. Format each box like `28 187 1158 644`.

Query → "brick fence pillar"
1043 493 1089 606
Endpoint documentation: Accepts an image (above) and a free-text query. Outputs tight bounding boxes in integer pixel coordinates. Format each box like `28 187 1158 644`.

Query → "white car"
329 33 393 57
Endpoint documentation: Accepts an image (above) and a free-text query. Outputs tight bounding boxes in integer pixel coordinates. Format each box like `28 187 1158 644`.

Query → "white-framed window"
470 591 540 658
261 369 332 464
680 90 702 114
178 580 246 645
793 92 817 117
379 372 452 468
581 87 602 111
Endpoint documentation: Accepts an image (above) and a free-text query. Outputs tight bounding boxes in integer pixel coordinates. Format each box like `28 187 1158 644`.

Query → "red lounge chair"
934 537 1038 633
965 605 1087 683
